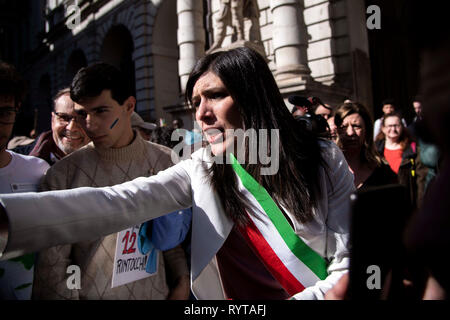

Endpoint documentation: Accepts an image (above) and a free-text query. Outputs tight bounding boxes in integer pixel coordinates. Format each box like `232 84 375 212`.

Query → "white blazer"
0 140 354 299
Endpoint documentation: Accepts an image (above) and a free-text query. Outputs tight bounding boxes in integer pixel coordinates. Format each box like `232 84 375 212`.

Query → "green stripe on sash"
230 154 328 280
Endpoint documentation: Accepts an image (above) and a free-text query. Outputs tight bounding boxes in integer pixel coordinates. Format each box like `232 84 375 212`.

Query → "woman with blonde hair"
335 102 397 190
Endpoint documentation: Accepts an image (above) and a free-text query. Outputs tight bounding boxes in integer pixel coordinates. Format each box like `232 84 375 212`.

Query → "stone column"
177 0 205 93
271 0 310 85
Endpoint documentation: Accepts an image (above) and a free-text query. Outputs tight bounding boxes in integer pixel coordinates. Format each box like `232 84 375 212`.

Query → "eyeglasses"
54 112 77 125
0 107 18 124
385 124 401 129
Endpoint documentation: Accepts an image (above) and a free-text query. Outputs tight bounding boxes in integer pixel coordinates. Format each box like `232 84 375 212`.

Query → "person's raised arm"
0 161 193 260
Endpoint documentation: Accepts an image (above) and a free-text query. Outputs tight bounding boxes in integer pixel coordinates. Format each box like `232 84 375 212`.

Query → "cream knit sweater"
32 132 189 300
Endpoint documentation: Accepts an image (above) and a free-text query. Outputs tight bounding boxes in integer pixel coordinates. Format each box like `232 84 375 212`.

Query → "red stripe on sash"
238 215 305 296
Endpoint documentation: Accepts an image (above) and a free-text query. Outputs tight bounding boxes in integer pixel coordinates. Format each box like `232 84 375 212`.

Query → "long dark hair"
186 47 324 226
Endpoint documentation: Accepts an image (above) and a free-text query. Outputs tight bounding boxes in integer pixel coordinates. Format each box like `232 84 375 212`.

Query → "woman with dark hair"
0 47 354 300
334 102 397 190
185 48 330 228
375 112 427 208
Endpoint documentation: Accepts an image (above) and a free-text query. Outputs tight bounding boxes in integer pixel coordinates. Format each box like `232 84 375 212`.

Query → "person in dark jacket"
375 112 427 209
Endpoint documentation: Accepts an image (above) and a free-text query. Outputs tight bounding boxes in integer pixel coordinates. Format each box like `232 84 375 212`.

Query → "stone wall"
27 0 373 131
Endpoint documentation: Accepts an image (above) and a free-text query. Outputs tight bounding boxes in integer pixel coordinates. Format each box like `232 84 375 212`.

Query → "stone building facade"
9 0 399 132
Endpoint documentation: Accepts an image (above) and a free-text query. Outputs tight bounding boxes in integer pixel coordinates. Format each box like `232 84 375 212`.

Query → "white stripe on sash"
236 176 322 288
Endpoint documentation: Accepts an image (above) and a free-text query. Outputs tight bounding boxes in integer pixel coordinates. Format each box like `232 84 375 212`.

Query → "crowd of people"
289 94 432 210
0 40 448 301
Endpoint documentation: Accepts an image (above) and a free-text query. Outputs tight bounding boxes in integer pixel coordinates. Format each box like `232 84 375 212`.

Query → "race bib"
111 225 158 288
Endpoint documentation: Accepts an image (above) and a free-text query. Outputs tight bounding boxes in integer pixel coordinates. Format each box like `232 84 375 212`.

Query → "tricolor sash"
230 154 328 296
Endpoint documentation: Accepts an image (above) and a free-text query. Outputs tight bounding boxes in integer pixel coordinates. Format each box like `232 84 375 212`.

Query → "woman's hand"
324 273 349 300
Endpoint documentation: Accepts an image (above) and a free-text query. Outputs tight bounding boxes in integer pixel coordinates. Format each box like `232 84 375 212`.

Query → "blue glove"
138 223 158 274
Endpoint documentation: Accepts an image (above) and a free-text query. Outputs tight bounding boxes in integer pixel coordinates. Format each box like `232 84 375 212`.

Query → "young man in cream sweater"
32 63 190 300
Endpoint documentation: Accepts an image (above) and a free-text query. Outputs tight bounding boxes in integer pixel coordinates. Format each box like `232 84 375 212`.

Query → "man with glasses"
0 61 50 299
28 88 90 165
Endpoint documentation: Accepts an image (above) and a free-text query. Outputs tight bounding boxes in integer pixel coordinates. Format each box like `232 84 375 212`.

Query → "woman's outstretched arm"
0 161 193 260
